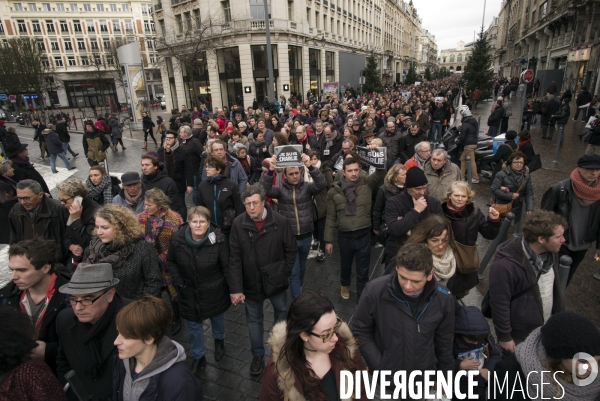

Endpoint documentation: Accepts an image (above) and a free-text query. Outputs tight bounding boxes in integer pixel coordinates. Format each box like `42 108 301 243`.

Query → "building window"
32 20 41 33
110 3 116 11
149 55 156 64
144 20 151 32
540 2 547 18
97 4 104 11
42 3 51 11
315 11 319 29
450 54 455 62
308 48 321 93
86 20 95 32
46 20 55 32
73 20 82 32
159 19 165 37
175 14 182 33
77 38 85 50
0 22 4 34
17 20 27 33
457 53 462 62
64 39 72 50
325 51 335 82
112 20 120 32
14 3 23 11
124 20 133 33
193 9 200 27
70 3 77 11
54 56 63 67
99 20 108 32
81 57 89 65
50 39 59 51
83 3 91 11
307 8 311 25
56 3 64 11
106 56 114 65
222 1 231 22
141 4 147 15
28 3 37 11
146 39 154 50
36 39 45 51
288 0 293 20
103 37 110 48
60 20 68 32
250 0 270 20
90 39 98 51
41 58 50 67
122 4 129 11
184 12 192 31
68 56 76 65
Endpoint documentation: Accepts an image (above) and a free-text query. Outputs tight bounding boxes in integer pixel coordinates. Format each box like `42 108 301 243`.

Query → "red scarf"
446 200 467 214
20 273 57 339
570 169 600 207
518 138 531 148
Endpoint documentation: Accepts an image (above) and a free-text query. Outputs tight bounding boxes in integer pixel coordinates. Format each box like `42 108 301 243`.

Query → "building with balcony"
153 0 422 111
485 16 500 73
419 29 437 74
438 41 473 74
0 0 160 109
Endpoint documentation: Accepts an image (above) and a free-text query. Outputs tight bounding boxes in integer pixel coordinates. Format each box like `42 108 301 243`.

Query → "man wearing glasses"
228 185 297 376
9 179 69 262
55 262 130 400
2 239 71 374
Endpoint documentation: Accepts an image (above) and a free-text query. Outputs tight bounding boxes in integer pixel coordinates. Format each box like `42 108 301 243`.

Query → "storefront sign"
323 82 339 99
275 145 304 167
357 146 387 169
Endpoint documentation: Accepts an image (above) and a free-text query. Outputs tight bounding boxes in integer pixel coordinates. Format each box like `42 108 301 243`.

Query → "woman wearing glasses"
56 178 100 271
491 151 534 225
260 291 365 401
167 206 231 373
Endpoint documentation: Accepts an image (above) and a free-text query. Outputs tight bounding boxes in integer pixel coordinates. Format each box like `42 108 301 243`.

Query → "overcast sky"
412 0 502 53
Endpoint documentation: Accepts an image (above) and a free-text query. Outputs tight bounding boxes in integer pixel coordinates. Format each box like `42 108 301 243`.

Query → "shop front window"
251 45 278 104
309 48 321 95
217 47 242 109
288 45 303 98
64 79 118 108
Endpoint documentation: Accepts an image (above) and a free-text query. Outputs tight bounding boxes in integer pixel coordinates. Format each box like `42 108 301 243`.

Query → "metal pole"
558 255 572 294
466 156 473 188
518 82 525 132
478 212 515 280
482 0 487 30
263 0 275 104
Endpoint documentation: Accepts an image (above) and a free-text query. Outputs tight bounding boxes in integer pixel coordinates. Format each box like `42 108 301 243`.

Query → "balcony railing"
154 3 162 11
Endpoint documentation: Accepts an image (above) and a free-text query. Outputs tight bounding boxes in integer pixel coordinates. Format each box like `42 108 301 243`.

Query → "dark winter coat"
228 207 298 301
167 224 231 321
541 99 560 125
63 197 100 269
372 176 404 231
457 116 479 146
180 136 204 177
0 174 18 244
107 117 122 139
487 105 505 127
576 90 593 107
142 169 181 212
378 130 402 161
0 267 71 374
312 164 334 220
517 141 535 165
351 273 455 372
9 196 69 262
384 190 443 260
554 101 571 125
142 115 155 133
442 202 500 295
112 185 147 215
488 236 565 342
158 145 194 193
491 164 534 219
541 178 600 247
197 175 244 233
55 122 70 143
491 142 517 180
200 153 249 193
9 157 50 194
248 140 269 161
82 130 110 162
398 129 427 163
262 166 327 236
43 130 65 155
32 123 47 143
316 131 344 164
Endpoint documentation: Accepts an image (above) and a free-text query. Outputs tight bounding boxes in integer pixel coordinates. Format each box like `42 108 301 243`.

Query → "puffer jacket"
324 169 385 242
197 175 244 233
82 130 110 162
262 165 327 236
260 321 367 401
43 129 65 155
457 116 479 146
377 130 402 162
167 224 231 321
372 176 404 231
490 164 534 218
228 206 298 301
423 160 463 203
351 273 455 372
488 236 565 342
553 101 571 125
108 117 122 139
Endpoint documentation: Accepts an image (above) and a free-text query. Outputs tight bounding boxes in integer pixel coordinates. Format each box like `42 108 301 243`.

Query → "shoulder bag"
491 178 523 218
454 241 480 274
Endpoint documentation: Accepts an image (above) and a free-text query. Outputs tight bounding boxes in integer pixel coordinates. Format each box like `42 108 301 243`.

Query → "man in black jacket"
541 154 600 285
7 143 50 194
2 239 70 374
228 185 297 376
430 99 447 143
56 263 130 401
9 179 69 261
178 125 205 205
141 152 180 212
574 87 593 122
317 124 343 164
550 97 570 145
541 94 560 139
56 116 78 158
457 107 480 183
398 123 427 163
488 210 566 353
158 130 194 220
351 243 455 384
378 119 402 168
31 119 49 160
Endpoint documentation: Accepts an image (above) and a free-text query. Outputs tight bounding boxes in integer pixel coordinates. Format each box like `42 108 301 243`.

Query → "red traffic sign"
522 69 534 83
8 94 17 102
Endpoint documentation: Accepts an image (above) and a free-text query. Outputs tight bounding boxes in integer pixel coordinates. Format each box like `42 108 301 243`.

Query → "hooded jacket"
83 130 110 162
108 117 122 139
112 337 203 401
423 159 463 203
260 321 367 401
488 236 565 342
351 273 455 373
457 116 479 147
262 165 327 236
142 168 181 212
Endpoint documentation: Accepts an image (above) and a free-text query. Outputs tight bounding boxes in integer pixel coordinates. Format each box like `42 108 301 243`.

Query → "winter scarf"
185 225 211 250
432 247 456 284
522 236 554 274
138 209 182 266
415 153 428 168
86 175 113 204
168 140 180 152
304 161 321 183
515 328 600 401
9 156 32 166
570 169 600 207
324 132 338 152
86 236 137 270
340 175 360 216
124 189 143 208
19 273 57 339
518 138 532 149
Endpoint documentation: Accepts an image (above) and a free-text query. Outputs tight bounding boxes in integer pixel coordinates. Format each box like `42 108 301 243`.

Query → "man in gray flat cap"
55 263 131 401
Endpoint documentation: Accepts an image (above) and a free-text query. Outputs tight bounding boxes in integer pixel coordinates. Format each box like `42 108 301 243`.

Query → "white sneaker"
307 250 319 259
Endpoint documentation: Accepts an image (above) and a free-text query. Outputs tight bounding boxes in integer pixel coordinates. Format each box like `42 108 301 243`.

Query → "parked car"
0 110 6 119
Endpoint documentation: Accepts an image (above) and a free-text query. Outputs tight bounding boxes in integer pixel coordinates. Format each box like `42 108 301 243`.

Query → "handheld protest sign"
357 146 387 169
275 145 304 167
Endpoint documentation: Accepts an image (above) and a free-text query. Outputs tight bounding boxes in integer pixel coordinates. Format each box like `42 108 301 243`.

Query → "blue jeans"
185 313 225 360
61 142 77 157
244 291 287 356
430 121 443 143
50 152 73 172
488 125 499 137
557 124 565 146
574 107 588 121
290 236 312 299
338 228 371 300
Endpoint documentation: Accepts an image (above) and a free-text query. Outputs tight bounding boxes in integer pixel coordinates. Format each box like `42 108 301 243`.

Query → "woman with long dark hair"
260 291 365 401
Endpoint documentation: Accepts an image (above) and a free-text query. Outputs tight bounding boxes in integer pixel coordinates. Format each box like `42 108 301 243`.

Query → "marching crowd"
0 74 600 401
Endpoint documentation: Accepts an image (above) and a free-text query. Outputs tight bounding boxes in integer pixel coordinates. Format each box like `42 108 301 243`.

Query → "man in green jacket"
325 155 385 301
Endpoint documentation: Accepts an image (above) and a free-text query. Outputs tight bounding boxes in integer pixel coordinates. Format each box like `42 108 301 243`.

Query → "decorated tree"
463 28 494 99
363 53 382 94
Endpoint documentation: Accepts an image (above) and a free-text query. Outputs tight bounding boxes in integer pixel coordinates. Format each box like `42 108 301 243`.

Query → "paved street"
1 99 599 398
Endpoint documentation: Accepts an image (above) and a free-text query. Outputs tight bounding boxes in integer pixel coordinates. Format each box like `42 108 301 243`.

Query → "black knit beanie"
405 167 428 189
541 312 600 359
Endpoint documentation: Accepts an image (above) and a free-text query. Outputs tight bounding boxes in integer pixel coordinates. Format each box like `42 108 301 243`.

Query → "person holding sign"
262 153 327 299
324 152 385 301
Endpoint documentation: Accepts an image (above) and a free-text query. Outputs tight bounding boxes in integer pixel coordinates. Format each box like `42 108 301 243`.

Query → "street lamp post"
263 0 275 104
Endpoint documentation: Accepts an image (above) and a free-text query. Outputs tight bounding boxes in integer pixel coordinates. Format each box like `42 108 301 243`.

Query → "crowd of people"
1 74 600 400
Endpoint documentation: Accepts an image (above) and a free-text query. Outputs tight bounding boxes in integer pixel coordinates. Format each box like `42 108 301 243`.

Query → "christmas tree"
363 53 383 94
404 62 418 85
463 28 494 99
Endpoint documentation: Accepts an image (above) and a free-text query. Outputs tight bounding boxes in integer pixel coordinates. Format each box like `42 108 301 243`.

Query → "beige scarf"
432 247 456 284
